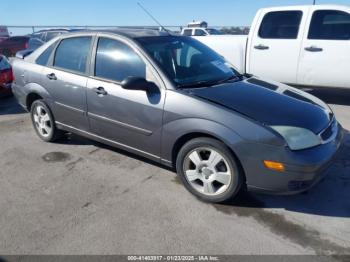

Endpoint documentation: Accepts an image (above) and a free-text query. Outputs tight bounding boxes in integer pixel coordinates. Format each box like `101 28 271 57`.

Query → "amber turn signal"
264 161 285 172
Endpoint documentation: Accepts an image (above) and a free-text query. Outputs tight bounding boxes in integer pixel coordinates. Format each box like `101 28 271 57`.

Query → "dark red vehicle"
0 55 13 97
0 36 30 57
0 26 9 44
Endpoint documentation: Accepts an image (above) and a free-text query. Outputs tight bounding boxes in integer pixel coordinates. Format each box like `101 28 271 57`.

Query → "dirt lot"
0 87 349 255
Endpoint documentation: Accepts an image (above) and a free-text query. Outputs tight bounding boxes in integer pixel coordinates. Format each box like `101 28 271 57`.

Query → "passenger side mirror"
121 76 153 92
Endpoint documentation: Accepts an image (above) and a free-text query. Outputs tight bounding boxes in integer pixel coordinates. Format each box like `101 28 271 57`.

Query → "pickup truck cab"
195 5 350 88
181 27 223 36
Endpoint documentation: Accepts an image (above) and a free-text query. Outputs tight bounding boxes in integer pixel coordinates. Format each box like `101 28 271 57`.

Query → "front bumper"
236 123 344 195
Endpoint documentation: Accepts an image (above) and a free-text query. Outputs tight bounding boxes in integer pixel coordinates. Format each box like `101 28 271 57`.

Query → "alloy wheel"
183 147 233 196
33 105 52 138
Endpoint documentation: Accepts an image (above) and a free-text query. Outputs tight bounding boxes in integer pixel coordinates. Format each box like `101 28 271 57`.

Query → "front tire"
30 100 63 142
176 137 243 203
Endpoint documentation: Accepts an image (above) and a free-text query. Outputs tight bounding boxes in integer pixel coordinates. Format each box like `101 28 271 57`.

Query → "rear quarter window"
183 29 193 36
36 42 57 66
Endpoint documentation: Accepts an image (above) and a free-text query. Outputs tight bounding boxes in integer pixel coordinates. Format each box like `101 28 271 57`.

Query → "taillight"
9 68 14 82
25 42 29 49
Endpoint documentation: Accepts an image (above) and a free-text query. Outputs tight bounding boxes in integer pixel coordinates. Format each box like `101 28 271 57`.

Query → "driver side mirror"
121 76 152 92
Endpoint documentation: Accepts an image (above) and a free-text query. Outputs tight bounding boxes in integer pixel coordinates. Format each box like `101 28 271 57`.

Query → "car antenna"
137 2 171 35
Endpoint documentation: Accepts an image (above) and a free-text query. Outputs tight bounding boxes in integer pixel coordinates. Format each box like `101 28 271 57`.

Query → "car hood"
185 77 332 134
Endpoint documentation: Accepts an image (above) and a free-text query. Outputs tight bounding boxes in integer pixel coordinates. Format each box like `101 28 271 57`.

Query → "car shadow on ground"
57 133 100 146
297 86 350 106
64 129 350 218
221 130 350 218
58 133 176 172
0 96 26 115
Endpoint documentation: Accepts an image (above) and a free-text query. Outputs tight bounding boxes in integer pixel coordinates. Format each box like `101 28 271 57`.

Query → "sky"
1 0 350 35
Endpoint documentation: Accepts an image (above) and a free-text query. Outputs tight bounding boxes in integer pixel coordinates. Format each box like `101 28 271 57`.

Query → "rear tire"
30 100 63 142
176 137 243 203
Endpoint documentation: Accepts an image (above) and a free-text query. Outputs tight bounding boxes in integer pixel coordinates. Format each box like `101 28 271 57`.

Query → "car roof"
260 4 350 11
67 28 174 39
33 29 72 33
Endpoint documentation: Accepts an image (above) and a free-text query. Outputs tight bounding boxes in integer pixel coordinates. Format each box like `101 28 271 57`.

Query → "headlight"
270 126 321 150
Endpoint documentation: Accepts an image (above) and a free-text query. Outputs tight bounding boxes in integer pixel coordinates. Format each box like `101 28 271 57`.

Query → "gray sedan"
11 29 343 203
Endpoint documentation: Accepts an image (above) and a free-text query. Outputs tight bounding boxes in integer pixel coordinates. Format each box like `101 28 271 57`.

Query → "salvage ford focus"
11 29 343 203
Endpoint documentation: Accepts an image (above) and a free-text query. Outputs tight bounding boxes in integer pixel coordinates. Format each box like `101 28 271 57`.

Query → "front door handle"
93 86 108 96
305 46 323 52
254 44 269 50
47 73 57 80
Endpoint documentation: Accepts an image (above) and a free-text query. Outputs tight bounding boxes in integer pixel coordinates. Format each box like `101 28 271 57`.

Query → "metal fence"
4 25 250 36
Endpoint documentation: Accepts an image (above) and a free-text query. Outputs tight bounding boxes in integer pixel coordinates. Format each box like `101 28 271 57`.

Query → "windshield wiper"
177 74 243 89
177 80 218 89
215 74 243 84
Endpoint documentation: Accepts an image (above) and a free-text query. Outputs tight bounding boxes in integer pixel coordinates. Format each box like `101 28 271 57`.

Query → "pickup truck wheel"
176 137 243 203
30 100 63 142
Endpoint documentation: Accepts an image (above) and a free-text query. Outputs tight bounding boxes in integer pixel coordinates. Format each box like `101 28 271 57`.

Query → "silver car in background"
11 29 343 203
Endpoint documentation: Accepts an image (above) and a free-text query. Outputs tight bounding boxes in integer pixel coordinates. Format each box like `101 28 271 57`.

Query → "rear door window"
259 11 303 39
308 10 350 40
94 37 146 82
183 29 193 36
53 36 92 73
194 29 207 36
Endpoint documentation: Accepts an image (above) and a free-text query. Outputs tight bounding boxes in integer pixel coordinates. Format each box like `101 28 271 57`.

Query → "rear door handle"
93 86 108 96
46 73 57 80
254 44 269 50
305 46 323 52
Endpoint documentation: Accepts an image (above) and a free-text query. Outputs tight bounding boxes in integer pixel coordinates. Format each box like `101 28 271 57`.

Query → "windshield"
136 36 238 88
28 38 44 50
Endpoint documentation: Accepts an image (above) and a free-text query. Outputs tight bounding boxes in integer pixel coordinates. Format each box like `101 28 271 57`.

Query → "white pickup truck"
195 5 350 88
